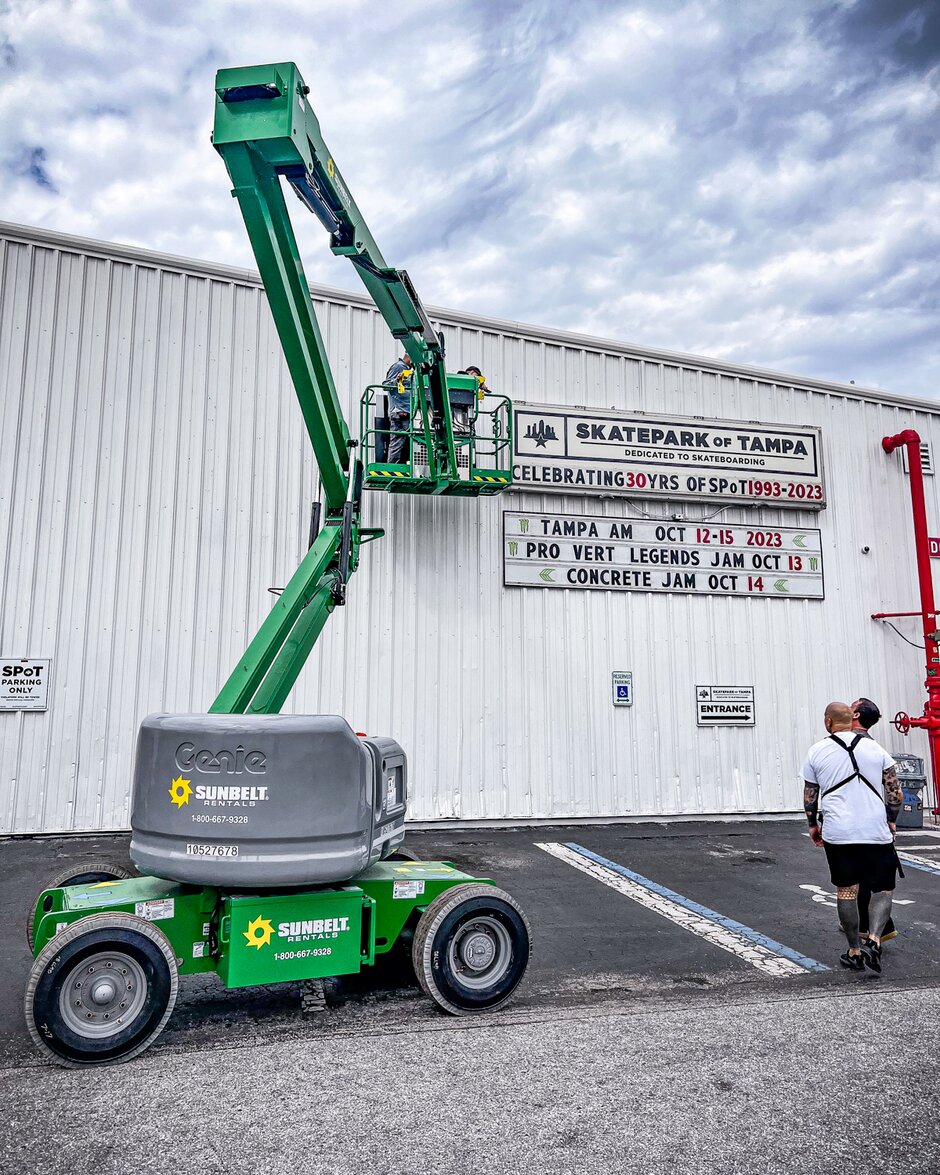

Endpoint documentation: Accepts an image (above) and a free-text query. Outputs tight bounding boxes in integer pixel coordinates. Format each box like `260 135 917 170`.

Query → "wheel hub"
90 978 118 1005
59 951 148 1038
460 929 497 971
447 914 513 990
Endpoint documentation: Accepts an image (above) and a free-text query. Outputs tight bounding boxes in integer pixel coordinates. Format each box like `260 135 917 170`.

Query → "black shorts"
823 841 898 892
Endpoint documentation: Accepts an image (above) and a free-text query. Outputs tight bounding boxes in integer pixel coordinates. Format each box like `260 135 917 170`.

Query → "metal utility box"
130 714 407 886
219 888 372 988
892 752 927 830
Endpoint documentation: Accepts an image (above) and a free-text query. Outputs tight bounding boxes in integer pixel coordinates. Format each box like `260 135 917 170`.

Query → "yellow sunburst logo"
168 776 193 807
244 916 274 950
327 157 335 179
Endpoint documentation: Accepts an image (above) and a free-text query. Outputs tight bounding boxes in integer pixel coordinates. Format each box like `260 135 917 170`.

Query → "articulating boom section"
208 61 512 714
213 61 511 498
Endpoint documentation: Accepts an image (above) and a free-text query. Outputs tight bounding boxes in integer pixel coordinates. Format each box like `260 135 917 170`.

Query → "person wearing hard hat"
463 365 490 398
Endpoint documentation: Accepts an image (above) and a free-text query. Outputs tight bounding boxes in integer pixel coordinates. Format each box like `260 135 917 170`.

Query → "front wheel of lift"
412 884 531 1015
25 912 178 1067
27 861 134 950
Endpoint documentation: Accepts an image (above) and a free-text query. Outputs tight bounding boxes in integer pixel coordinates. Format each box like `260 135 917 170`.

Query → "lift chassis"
24 61 530 1067
27 862 528 1067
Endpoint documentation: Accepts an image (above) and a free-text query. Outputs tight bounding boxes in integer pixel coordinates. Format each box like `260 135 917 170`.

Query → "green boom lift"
23 62 529 1067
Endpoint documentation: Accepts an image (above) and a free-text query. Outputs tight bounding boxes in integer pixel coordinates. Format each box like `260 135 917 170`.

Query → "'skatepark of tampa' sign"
511 403 826 509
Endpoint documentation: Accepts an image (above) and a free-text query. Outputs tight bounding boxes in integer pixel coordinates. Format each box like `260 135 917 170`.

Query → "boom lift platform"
23 61 529 1067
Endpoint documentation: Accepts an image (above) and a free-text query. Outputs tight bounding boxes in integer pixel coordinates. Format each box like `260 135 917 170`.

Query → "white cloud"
0 0 938 396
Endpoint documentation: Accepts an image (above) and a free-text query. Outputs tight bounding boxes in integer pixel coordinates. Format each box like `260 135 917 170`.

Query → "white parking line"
537 841 827 977
898 851 940 875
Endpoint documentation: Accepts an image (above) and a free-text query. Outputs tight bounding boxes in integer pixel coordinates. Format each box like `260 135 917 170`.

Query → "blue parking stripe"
899 856 940 878
566 842 830 973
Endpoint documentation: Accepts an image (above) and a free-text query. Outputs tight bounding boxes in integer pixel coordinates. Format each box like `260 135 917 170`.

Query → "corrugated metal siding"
2 222 938 832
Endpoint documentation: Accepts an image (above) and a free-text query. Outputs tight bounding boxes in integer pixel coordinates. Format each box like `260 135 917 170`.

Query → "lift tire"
25 911 178 1067
27 861 134 951
386 847 419 862
412 883 531 1015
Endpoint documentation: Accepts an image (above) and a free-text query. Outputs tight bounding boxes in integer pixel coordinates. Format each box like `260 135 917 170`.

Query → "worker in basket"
383 353 414 464
452 365 490 434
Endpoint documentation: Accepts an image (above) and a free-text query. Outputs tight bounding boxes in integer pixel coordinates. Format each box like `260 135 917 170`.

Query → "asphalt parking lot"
4 817 940 1059
3 818 940 1173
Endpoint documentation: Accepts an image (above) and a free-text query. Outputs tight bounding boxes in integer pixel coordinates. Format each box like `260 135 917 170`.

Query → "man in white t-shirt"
802 701 902 973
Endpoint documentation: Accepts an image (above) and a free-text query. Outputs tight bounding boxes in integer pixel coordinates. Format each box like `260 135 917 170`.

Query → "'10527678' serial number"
185 843 239 857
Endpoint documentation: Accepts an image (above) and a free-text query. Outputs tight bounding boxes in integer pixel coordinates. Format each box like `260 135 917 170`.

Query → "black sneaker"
862 940 882 973
840 951 865 971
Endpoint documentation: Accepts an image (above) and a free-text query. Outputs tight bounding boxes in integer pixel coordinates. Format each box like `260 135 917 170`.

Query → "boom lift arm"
208 62 512 715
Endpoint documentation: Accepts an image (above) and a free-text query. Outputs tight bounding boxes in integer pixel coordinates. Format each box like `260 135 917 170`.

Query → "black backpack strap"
825 733 886 801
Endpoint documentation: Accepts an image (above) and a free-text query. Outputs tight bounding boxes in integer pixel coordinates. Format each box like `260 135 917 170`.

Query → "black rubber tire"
412 883 531 1015
386 847 419 862
27 861 134 951
24 912 178 1067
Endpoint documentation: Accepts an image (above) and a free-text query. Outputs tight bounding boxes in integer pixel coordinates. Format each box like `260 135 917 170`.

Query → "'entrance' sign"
503 511 824 599
696 685 755 726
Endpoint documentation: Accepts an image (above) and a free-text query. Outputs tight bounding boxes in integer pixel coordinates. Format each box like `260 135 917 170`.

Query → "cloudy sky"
2 0 938 396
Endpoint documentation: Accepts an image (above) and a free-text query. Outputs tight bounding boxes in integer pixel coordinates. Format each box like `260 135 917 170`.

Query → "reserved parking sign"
612 671 633 707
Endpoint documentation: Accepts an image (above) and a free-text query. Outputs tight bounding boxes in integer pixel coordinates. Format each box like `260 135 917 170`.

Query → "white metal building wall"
1 221 937 833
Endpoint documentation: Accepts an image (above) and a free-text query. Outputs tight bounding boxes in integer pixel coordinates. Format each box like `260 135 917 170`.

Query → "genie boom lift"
24 62 529 1067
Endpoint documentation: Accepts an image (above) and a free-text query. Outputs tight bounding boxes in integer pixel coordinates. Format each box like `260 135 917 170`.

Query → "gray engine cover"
129 713 407 887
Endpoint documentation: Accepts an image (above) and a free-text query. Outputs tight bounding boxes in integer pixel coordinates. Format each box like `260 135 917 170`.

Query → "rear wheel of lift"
25 912 178 1067
412 884 531 1015
27 861 134 951
386 846 419 862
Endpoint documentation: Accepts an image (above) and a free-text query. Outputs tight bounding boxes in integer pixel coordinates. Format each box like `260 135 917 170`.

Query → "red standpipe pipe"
882 429 940 813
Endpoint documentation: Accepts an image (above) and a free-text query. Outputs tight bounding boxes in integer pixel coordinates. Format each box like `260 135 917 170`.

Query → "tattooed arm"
883 765 902 830
804 780 823 845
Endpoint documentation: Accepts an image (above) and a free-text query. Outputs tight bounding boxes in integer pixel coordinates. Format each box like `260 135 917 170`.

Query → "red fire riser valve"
881 430 940 814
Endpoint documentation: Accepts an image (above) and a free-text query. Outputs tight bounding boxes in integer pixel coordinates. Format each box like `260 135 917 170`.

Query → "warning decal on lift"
503 511 824 599
136 898 175 921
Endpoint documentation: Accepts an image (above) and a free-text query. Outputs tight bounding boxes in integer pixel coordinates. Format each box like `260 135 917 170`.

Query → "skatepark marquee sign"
502 511 824 600
512 402 825 509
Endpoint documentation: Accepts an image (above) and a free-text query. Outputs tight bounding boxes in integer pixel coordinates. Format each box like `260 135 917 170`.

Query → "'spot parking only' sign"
0 659 51 710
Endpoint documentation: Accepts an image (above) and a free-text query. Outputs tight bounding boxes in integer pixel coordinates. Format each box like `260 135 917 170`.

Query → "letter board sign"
696 685 755 726
0 658 51 711
503 511 824 599
512 402 825 509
